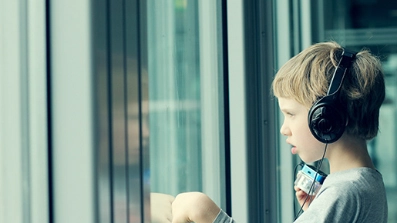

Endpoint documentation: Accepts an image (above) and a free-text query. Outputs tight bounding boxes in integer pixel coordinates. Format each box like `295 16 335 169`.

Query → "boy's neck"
327 135 375 174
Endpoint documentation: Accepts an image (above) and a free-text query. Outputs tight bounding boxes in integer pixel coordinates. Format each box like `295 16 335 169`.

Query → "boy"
171 41 388 222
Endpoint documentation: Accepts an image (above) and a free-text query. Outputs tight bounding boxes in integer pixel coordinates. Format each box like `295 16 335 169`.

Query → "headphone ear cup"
308 96 347 143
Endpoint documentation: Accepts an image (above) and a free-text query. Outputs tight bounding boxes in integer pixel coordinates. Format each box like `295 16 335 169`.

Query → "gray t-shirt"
213 168 388 223
294 167 388 223
213 209 235 223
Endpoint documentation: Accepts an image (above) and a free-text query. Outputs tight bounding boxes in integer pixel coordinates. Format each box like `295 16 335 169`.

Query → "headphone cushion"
308 96 347 143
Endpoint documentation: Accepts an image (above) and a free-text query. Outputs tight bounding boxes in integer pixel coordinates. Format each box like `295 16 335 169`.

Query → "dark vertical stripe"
44 0 54 222
136 0 145 221
122 0 130 222
221 0 232 216
106 0 115 221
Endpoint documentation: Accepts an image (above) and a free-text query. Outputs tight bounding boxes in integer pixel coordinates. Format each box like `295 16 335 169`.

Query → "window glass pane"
147 0 226 212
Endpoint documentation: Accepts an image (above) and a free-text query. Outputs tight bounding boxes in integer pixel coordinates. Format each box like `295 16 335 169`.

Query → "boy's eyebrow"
280 108 293 113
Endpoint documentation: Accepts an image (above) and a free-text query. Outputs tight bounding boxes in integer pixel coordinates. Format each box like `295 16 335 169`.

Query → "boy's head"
272 41 385 140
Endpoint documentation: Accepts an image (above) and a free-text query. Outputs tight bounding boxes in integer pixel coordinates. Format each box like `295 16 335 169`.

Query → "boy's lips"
286 140 297 154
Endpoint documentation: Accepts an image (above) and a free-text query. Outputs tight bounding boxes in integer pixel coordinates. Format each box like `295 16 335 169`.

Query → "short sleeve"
213 209 236 223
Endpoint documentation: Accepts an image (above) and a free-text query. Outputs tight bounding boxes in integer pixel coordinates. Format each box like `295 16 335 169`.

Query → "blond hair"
272 41 385 140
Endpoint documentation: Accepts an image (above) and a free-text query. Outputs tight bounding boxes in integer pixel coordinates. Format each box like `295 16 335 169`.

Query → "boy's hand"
171 192 220 223
294 186 315 211
151 193 174 223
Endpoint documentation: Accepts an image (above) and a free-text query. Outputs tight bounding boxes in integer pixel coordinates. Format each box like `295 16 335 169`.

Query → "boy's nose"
280 123 290 136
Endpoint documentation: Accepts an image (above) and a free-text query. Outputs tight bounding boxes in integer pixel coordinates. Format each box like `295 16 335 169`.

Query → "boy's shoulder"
296 168 388 223
318 167 385 201
324 167 382 184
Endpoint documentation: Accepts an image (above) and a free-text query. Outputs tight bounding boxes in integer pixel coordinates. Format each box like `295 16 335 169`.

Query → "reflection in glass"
147 0 227 215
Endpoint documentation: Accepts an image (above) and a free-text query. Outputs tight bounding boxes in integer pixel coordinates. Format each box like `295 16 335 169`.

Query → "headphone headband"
308 48 357 144
327 50 356 96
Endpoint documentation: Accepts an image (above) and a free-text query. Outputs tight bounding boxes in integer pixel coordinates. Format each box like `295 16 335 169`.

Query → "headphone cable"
294 143 328 220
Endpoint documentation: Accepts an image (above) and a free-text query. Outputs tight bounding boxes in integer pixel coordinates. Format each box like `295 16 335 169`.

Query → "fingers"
295 188 307 198
294 186 302 192
294 187 316 211
294 186 308 203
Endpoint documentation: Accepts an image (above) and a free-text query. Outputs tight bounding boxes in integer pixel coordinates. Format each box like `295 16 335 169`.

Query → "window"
0 1 48 222
147 0 228 213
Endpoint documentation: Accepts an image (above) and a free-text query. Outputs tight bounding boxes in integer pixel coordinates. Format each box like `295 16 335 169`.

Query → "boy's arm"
150 193 174 222
171 192 221 223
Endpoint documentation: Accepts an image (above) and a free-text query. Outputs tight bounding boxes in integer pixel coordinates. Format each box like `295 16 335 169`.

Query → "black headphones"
308 49 356 143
